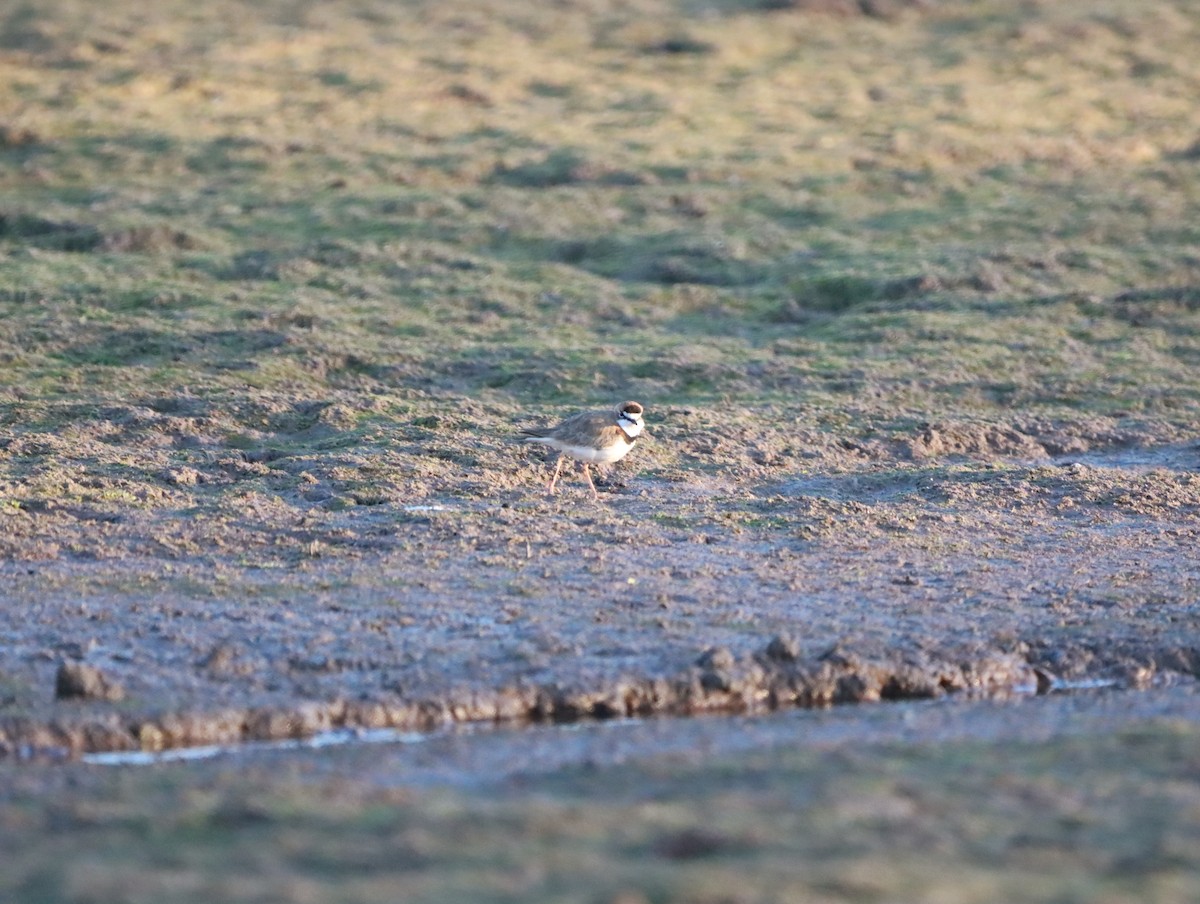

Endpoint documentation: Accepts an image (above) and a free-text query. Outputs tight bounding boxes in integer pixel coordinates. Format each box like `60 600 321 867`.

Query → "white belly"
557 441 632 464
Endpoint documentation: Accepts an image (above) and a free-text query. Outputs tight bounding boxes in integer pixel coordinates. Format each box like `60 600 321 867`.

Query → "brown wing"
548 409 617 445
518 408 623 445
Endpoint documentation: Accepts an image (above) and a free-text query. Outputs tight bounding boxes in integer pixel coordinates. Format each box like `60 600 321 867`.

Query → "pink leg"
582 463 599 500
547 455 566 495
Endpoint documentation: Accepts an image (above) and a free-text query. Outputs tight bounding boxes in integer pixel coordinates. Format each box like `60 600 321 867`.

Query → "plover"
519 400 644 499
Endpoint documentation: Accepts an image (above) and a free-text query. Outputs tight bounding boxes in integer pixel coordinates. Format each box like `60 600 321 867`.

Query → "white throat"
619 415 643 439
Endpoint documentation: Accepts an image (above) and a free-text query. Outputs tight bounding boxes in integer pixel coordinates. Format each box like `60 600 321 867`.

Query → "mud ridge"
1 638 1180 762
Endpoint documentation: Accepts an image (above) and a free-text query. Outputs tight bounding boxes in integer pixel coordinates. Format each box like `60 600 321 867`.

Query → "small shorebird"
519 400 645 499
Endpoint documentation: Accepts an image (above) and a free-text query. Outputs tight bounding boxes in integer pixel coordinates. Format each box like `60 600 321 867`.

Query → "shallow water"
83 727 432 767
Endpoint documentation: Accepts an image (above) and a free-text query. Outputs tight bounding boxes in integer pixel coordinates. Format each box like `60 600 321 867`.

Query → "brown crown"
620 401 644 416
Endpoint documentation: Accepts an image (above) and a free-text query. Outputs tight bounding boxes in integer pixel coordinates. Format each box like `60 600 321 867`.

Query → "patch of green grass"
788 274 884 312
3 720 1200 903
0 0 1197 546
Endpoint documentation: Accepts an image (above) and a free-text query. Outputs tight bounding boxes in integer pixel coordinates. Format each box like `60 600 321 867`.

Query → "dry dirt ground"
2 422 1200 755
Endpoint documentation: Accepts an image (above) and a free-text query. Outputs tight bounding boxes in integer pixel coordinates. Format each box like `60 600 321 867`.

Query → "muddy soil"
3 423 1199 758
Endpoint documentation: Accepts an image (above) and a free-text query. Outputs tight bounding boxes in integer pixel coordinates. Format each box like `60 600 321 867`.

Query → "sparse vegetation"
3 0 1200 900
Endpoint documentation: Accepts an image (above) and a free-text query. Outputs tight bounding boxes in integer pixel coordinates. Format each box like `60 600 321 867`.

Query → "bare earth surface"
3 427 1200 753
